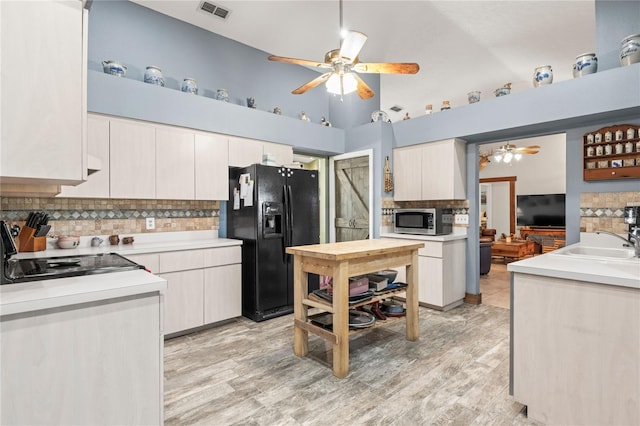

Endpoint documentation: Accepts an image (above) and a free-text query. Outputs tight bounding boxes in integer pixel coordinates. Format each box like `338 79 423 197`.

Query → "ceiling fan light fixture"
503 152 514 163
514 153 523 161
326 72 357 95
493 153 503 163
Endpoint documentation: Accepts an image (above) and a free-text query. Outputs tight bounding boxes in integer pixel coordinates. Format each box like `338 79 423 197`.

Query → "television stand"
519 227 566 254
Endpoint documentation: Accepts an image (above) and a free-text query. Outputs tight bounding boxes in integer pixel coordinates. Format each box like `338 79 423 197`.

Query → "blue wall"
87 0 378 131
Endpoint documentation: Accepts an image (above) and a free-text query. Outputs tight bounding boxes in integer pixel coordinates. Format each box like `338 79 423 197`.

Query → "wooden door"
334 156 369 242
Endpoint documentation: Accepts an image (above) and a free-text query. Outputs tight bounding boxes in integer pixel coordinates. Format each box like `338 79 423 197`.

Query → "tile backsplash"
381 197 469 227
0 197 219 236
580 191 640 234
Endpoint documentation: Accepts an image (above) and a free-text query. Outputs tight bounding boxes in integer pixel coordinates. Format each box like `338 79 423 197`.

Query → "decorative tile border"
580 207 626 218
0 208 217 222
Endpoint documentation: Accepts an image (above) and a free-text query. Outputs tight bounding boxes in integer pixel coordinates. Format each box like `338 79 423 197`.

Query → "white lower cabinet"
204 264 242 323
383 237 466 310
126 245 241 336
161 269 205 335
1 293 162 425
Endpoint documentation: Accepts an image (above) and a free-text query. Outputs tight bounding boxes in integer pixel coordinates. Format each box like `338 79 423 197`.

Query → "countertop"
380 228 468 242
0 269 166 316
14 230 242 259
508 237 640 290
286 239 424 260
3 231 241 316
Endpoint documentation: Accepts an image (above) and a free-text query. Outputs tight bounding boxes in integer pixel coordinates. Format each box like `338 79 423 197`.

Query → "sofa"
479 228 496 275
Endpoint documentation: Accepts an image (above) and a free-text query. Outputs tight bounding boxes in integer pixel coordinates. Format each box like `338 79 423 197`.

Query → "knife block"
17 226 46 252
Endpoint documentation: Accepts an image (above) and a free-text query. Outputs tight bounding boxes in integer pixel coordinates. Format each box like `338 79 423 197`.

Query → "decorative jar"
440 100 451 111
533 65 553 87
605 144 613 155
625 141 634 153
605 131 613 142
425 104 433 114
614 142 623 154
102 60 127 77
494 83 511 97
273 107 281 115
586 134 594 144
181 78 198 94
616 130 624 141
246 97 256 108
216 88 229 102
144 66 165 86
595 132 603 143
467 91 481 104
620 34 640 66
572 53 597 78
628 128 636 139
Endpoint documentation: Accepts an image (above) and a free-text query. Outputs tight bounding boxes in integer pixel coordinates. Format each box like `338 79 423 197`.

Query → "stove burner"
1 253 145 285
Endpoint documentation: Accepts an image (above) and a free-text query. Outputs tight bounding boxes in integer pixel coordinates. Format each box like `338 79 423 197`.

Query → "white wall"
479 133 566 195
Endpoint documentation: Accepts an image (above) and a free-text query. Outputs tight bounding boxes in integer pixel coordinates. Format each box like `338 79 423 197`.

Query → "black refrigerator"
227 164 320 322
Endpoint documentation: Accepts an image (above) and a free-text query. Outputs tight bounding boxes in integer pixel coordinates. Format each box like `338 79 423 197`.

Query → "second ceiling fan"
268 0 420 99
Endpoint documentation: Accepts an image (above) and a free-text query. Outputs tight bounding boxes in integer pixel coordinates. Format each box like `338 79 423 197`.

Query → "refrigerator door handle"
287 185 294 248
283 184 290 261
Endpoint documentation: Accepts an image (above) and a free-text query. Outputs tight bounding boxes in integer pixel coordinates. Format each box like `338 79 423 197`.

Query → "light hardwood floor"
164 302 539 425
480 261 511 309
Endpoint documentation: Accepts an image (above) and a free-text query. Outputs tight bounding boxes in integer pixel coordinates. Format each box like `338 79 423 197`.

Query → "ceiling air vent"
197 1 231 20
389 105 403 112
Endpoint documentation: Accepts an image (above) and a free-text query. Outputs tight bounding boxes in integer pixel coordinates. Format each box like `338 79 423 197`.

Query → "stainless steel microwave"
394 208 453 235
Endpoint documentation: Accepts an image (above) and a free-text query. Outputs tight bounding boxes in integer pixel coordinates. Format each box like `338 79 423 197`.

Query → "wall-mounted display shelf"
582 124 640 181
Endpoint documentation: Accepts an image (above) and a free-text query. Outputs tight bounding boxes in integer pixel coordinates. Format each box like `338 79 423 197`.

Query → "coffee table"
492 240 535 260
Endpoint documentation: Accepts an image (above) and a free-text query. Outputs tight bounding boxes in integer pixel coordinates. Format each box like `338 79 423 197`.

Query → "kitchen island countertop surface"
508 240 640 289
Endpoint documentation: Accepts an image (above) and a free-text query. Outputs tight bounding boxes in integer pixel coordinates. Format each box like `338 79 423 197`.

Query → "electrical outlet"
455 214 469 225
145 217 155 230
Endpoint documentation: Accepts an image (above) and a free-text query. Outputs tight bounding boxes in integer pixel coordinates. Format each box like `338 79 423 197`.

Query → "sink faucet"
596 230 640 257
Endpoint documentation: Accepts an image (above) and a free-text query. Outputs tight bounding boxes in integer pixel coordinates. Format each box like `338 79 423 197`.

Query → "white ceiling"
132 0 596 121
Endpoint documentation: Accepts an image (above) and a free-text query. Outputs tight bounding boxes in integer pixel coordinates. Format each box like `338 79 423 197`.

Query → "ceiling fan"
267 0 419 99
480 143 541 169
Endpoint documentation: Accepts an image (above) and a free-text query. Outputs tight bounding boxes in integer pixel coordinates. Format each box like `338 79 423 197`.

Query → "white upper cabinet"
109 119 156 199
421 138 466 200
156 127 195 200
58 114 110 198
0 0 85 184
195 133 229 200
393 145 423 201
262 142 294 166
228 136 294 168
228 137 264 167
393 138 466 201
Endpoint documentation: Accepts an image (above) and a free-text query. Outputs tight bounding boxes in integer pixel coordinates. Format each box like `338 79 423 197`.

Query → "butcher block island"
286 239 423 378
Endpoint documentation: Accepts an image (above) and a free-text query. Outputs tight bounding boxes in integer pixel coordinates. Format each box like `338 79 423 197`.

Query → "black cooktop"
1 253 145 285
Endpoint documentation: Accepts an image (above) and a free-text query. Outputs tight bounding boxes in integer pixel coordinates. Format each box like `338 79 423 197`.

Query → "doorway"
329 149 373 242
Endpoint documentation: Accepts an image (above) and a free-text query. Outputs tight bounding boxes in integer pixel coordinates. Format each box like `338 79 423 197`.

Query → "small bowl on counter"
57 235 80 249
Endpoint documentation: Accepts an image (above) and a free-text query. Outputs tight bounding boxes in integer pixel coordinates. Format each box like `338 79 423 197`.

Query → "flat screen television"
516 194 566 227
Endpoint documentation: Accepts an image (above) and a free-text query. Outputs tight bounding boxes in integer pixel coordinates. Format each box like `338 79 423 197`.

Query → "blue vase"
533 65 553 87
181 78 198 94
144 66 165 87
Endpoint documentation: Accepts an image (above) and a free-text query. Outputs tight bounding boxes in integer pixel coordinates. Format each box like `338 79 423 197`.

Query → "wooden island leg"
405 249 419 341
293 255 309 357
332 261 350 378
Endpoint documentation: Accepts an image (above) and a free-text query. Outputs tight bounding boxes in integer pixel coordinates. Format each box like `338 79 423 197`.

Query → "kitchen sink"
552 245 636 260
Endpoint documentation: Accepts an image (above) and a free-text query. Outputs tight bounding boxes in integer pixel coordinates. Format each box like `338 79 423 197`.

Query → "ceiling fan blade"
268 55 332 69
291 72 332 95
352 73 375 99
339 30 368 63
353 62 420 74
518 149 540 154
